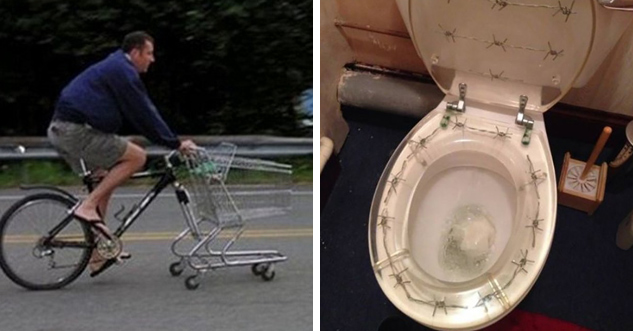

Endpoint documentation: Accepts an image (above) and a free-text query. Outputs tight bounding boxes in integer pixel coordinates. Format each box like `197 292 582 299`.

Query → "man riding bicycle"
47 31 196 275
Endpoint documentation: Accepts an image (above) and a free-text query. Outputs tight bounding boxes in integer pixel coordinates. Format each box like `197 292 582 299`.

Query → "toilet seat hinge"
443 83 467 127
446 83 467 113
515 95 533 145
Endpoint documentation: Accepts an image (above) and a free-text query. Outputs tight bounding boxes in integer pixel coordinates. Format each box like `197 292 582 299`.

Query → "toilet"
368 1 632 330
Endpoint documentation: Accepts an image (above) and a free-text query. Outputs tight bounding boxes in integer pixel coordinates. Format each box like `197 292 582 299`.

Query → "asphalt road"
0 185 313 331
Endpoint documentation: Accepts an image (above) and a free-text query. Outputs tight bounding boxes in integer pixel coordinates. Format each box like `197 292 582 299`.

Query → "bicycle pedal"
95 236 122 260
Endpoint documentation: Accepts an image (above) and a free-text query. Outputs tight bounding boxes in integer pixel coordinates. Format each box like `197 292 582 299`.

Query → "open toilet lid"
397 0 595 113
368 109 557 330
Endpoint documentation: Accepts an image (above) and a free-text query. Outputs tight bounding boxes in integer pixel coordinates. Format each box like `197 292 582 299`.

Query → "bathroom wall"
320 0 353 153
562 21 633 115
334 0 426 73
327 0 633 119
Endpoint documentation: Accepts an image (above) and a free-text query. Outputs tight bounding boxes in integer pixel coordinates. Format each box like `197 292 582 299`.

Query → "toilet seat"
398 0 594 111
367 1 603 329
369 104 556 330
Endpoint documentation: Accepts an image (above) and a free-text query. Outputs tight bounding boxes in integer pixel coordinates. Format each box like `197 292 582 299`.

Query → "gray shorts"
47 120 128 173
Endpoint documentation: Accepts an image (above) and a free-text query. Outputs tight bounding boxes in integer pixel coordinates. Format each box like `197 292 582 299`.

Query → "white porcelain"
369 1 631 330
369 102 555 330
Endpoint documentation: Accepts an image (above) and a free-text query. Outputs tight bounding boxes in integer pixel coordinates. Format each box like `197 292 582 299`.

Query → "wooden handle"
581 126 612 180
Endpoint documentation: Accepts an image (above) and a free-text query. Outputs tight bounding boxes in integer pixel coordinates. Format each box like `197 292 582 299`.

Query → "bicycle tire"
0 193 93 290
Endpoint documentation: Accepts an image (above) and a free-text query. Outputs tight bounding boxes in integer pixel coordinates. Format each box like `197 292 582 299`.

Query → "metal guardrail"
0 136 313 160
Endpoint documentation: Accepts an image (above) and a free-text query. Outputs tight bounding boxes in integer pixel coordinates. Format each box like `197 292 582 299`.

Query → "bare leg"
90 169 111 219
81 143 144 271
74 142 146 222
97 191 112 219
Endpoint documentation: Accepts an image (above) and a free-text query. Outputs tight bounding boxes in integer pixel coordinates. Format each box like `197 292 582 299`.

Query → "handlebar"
163 147 206 168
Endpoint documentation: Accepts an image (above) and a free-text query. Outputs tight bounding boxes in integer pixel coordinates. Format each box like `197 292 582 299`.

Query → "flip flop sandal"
88 257 107 272
72 213 122 260
72 213 114 240
88 252 131 277
92 209 131 260
89 258 117 278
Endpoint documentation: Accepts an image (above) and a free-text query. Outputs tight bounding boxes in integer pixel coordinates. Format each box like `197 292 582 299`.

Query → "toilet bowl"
368 1 632 330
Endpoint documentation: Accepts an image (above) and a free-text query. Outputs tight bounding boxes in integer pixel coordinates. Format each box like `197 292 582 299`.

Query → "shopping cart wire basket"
169 142 292 289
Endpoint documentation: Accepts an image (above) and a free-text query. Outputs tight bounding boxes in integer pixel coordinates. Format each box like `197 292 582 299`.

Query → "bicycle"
0 144 291 290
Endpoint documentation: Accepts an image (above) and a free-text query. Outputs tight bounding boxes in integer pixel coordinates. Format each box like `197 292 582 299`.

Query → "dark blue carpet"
320 107 633 331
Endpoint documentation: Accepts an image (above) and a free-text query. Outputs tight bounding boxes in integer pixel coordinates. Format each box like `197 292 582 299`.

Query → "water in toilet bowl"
440 204 497 280
407 152 516 284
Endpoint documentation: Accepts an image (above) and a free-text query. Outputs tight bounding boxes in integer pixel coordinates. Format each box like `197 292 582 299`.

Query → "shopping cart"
168 143 292 290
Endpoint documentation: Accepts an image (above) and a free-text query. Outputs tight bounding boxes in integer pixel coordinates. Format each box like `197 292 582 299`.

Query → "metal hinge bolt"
442 83 467 128
446 83 467 113
515 95 533 145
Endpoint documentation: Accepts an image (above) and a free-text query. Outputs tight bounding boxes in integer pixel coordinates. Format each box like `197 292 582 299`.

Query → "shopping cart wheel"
261 264 275 281
169 261 184 277
185 275 200 290
251 263 268 276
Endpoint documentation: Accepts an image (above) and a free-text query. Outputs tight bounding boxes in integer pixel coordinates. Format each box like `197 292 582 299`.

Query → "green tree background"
0 0 313 137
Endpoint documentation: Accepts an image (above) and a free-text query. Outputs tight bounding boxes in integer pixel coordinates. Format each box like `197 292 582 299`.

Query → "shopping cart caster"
260 264 275 281
262 269 275 281
185 275 200 290
251 263 268 276
169 261 185 277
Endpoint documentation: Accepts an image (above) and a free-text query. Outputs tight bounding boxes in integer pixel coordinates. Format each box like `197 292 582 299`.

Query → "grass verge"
0 156 312 188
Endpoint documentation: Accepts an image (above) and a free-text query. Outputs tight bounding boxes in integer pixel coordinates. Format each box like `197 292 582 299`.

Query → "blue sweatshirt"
53 49 181 149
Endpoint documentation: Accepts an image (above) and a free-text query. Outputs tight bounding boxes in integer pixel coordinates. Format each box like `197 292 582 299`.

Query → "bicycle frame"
104 169 178 237
26 152 188 247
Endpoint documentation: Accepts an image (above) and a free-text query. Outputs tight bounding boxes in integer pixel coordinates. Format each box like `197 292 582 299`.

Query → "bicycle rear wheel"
0 193 93 290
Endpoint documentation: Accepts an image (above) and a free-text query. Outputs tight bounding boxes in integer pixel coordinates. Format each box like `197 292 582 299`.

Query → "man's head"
122 31 155 73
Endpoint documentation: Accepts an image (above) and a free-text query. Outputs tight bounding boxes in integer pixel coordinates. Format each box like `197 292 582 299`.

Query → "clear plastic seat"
369 107 556 330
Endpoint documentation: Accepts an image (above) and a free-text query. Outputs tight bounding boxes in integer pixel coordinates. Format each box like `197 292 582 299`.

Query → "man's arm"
107 66 181 149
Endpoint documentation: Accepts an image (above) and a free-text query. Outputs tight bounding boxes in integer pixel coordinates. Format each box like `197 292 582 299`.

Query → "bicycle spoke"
0 193 92 290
